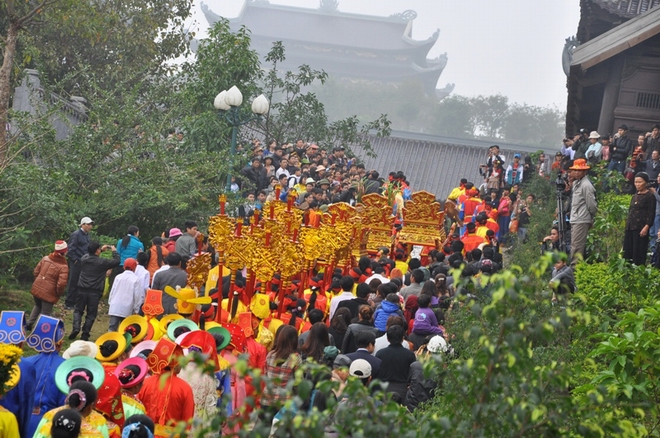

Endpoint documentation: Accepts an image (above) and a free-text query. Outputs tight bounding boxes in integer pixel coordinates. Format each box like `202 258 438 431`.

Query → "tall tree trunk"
0 23 19 167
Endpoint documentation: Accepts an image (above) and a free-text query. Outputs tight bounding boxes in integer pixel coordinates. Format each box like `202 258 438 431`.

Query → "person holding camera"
608 124 633 174
571 129 590 160
643 123 660 154
480 145 505 181
70 242 119 341
635 150 660 188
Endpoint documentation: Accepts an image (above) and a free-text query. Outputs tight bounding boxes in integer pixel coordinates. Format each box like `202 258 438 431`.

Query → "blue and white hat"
27 315 65 353
0 311 26 344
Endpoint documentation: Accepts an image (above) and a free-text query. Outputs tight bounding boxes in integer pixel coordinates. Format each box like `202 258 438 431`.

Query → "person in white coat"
108 258 144 331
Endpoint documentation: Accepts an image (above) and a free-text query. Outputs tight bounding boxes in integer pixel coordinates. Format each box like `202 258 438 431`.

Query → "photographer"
70 242 120 341
608 124 633 174
635 150 660 188
480 145 505 180
571 129 590 160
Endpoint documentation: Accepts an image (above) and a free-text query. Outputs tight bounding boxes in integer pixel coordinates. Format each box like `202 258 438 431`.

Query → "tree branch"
16 0 60 28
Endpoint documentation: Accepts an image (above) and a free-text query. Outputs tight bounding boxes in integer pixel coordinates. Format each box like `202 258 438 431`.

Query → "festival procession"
3 116 660 437
4 0 660 436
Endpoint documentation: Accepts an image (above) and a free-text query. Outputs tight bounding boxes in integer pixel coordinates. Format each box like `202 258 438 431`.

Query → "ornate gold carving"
399 191 446 246
186 252 211 291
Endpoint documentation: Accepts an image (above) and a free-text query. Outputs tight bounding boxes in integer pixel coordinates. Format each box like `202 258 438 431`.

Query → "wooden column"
598 55 624 135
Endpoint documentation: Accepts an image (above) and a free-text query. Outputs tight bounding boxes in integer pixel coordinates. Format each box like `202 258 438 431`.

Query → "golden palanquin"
398 191 446 247
357 193 394 254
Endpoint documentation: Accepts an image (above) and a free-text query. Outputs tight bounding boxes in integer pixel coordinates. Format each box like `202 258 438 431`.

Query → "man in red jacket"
462 223 486 254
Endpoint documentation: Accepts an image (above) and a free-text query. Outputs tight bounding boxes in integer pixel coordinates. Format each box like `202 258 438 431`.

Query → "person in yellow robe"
114 357 148 420
0 405 18 438
34 381 109 438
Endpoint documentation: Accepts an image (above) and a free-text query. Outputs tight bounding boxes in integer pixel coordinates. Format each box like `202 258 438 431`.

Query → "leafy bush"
583 302 660 435
586 193 630 263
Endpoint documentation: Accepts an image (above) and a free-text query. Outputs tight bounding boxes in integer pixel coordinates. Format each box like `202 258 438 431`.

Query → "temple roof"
202 1 439 54
592 0 660 18
572 5 660 69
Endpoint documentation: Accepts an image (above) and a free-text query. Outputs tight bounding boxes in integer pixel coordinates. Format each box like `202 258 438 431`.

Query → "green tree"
0 0 193 165
430 95 476 137
504 103 564 147
472 94 509 138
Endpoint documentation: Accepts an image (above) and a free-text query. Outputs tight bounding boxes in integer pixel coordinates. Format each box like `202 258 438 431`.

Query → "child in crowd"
412 295 444 337
373 293 404 332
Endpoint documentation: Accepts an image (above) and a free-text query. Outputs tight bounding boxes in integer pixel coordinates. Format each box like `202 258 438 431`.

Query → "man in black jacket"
375 325 417 402
337 283 371 322
70 241 120 341
346 331 381 378
64 217 93 309
608 124 633 174
240 157 268 193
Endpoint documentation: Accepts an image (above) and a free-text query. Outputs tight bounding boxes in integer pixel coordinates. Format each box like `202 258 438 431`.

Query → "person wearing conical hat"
95 332 132 371
0 343 21 438
114 357 148 420
91 331 129 436
118 316 148 346
22 315 67 438
138 338 194 437
206 325 232 414
0 310 36 438
34 356 108 438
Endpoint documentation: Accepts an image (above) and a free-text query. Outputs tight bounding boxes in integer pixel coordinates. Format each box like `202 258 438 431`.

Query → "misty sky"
189 0 580 110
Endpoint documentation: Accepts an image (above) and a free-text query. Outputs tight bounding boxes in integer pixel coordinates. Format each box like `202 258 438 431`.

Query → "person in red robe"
138 338 194 437
461 223 486 254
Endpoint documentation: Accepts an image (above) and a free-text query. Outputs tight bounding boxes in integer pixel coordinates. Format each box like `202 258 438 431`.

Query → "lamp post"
214 85 269 193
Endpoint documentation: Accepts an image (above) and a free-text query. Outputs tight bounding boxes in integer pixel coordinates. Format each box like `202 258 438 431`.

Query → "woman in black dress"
624 172 656 265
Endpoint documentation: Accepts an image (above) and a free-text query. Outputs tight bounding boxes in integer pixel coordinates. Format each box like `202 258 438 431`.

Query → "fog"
188 0 580 109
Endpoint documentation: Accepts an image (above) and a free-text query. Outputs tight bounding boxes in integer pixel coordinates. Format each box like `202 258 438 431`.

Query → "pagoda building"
565 0 660 137
201 0 453 97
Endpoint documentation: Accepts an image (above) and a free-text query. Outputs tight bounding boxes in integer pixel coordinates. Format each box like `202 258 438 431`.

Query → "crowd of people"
2 125 660 437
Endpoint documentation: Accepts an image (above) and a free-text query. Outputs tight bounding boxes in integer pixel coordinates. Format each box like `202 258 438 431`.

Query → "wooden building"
201 0 453 97
566 0 660 137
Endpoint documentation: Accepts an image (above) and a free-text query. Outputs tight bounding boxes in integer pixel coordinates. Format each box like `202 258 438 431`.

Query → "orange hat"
146 338 183 375
123 258 137 271
569 158 590 170
142 289 164 317
390 268 403 280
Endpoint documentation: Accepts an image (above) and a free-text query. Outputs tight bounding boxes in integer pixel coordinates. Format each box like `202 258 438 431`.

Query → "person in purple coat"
412 295 444 337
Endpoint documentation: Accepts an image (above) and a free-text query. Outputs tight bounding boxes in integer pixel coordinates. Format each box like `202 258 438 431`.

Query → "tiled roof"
351 131 542 200
225 2 437 53
593 0 660 17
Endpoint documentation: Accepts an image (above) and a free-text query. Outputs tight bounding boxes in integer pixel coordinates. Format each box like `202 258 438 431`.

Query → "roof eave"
571 6 660 70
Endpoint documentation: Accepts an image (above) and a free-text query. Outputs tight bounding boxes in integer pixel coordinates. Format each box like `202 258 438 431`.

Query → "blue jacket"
374 300 403 332
117 235 144 264
23 352 65 438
